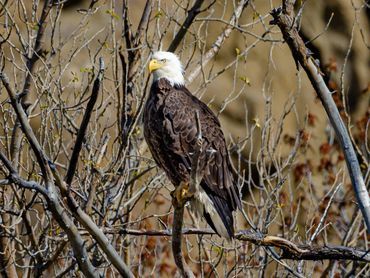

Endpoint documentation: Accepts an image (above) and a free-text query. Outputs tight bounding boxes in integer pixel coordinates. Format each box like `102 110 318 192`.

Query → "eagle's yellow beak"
148 59 163 73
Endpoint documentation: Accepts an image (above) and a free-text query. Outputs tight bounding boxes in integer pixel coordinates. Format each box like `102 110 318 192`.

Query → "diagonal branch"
0 152 99 278
187 0 250 83
270 0 370 234
167 0 206 52
0 73 53 187
48 60 134 278
65 57 105 185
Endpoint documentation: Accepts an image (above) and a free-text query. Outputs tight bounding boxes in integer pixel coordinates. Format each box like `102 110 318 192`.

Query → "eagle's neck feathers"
153 73 184 87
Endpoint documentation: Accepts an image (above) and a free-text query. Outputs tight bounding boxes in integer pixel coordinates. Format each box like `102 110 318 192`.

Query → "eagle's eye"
160 58 167 63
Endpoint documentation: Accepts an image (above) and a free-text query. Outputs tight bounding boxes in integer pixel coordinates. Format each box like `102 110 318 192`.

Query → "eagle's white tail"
190 187 232 239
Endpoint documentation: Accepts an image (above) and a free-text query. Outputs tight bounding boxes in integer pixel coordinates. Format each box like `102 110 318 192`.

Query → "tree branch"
172 206 195 278
170 111 203 278
65 57 105 185
270 0 370 234
0 73 53 188
167 0 206 52
0 152 99 278
187 0 250 83
22 0 52 98
117 228 370 262
49 60 135 278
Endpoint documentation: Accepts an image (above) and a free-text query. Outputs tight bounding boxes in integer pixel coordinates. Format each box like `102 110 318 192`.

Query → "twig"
270 0 370 234
65 57 105 185
310 182 342 242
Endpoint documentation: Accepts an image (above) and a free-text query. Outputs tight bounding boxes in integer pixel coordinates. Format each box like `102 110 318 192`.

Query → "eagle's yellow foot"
171 182 193 208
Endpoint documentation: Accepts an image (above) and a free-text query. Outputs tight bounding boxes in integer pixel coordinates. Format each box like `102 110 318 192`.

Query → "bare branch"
0 73 53 185
0 153 99 277
172 206 195 278
118 228 370 262
65 57 105 185
187 0 250 83
170 111 203 278
22 0 52 97
167 0 206 52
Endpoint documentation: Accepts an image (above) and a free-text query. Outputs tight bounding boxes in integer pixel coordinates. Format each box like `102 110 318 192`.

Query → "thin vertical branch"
22 0 52 97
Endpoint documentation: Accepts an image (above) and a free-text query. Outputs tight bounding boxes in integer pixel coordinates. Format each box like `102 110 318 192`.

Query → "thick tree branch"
117 228 370 262
270 0 370 233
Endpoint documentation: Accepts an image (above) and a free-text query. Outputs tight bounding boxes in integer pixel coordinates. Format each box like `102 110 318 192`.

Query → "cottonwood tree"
0 0 369 277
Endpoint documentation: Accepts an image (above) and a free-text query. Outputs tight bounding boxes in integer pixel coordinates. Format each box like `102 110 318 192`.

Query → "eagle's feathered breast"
143 78 240 238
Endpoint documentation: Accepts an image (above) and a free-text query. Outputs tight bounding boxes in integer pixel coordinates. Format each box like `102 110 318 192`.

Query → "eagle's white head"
148 51 185 86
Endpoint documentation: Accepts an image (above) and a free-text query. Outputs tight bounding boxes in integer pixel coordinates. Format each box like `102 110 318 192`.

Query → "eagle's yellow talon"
181 187 187 199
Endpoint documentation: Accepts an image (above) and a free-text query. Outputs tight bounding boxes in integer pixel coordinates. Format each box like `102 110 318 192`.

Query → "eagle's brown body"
143 78 241 238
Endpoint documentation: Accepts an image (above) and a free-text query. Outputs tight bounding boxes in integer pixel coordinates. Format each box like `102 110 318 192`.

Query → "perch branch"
117 228 370 262
172 206 195 278
270 0 370 233
171 111 203 278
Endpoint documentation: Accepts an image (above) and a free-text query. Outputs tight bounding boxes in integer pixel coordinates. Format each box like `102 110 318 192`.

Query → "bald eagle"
143 51 241 238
